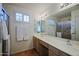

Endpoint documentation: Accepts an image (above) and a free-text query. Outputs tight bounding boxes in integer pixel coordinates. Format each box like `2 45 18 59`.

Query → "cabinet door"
33 36 40 53
49 45 60 56
39 44 48 56
33 37 37 49
40 40 49 56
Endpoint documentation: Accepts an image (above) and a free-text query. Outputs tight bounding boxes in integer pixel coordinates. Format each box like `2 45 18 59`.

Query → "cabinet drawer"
49 45 69 56
40 40 49 48
49 49 59 56
49 45 59 55
59 50 70 56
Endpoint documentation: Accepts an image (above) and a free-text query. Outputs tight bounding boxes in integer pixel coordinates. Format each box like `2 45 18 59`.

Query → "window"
48 19 55 25
16 13 30 22
24 15 29 22
36 20 45 33
16 13 22 21
37 25 41 32
36 21 41 33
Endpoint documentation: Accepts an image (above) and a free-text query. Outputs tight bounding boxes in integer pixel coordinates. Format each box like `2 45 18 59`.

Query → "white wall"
3 3 60 54
3 4 35 54
71 9 79 41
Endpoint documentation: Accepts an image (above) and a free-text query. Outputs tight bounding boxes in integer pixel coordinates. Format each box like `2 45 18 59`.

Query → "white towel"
16 25 31 41
16 26 23 41
2 21 8 40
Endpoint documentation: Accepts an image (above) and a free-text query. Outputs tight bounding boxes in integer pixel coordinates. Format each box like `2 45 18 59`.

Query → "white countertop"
33 33 79 56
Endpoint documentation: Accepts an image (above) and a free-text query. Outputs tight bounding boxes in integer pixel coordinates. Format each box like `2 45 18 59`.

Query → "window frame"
23 14 30 23
15 12 30 23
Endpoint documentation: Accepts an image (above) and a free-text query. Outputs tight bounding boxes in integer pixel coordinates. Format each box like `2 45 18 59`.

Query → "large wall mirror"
34 20 46 33
56 16 71 40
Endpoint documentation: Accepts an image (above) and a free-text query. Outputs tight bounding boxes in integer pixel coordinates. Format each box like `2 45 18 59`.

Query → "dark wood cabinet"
40 40 49 48
33 36 40 53
40 40 49 56
49 45 60 56
33 36 70 56
39 44 48 56
49 45 70 56
33 37 49 56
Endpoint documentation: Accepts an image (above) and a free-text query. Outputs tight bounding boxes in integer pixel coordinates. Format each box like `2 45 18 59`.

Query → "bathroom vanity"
33 33 79 56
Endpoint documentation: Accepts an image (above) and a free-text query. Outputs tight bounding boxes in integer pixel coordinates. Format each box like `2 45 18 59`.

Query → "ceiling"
3 3 59 15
